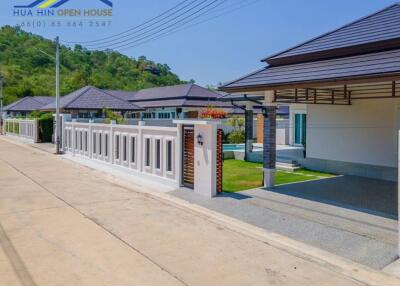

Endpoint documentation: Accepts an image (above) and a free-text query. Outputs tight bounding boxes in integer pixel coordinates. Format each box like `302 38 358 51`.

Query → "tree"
0 26 185 106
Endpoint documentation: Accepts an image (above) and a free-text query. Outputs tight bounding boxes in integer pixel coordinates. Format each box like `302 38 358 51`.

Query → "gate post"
174 119 221 197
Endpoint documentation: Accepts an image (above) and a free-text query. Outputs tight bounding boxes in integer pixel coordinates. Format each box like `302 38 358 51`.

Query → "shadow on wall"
267 175 397 219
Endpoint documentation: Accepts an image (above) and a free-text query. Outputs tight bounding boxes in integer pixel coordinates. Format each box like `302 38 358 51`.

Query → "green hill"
0 26 185 105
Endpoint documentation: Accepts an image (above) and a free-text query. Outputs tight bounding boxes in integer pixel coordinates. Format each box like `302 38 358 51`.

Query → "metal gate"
182 125 195 188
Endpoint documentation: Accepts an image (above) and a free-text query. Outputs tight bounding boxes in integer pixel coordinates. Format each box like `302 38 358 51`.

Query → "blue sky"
0 0 397 86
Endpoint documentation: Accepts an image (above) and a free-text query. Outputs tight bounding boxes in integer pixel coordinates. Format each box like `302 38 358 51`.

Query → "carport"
219 3 400 259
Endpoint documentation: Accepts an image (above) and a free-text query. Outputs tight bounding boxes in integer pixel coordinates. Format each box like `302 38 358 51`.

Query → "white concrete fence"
3 118 39 143
63 121 180 187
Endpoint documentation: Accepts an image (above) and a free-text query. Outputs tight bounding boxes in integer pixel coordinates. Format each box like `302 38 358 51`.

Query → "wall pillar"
245 109 253 160
263 106 277 188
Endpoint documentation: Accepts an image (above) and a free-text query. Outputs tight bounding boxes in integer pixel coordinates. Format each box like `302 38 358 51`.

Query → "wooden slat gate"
182 125 195 188
216 129 223 193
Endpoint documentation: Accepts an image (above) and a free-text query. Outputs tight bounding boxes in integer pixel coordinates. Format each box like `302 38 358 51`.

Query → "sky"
0 0 397 86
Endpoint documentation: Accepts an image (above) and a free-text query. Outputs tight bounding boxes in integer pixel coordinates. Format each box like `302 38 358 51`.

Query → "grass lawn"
223 159 335 193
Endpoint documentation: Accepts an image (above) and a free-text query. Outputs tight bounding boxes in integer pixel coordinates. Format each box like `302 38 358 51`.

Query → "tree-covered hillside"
0 26 185 105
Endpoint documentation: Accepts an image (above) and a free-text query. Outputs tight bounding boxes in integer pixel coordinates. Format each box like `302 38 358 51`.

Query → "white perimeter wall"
307 98 400 168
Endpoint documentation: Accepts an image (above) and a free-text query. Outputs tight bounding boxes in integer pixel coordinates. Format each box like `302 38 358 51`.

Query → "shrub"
228 130 245 144
226 116 245 144
29 112 53 142
199 107 227 119
102 108 126 124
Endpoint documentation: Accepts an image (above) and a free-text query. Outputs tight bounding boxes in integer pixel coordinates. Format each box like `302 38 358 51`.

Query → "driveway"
171 177 398 269
0 137 384 286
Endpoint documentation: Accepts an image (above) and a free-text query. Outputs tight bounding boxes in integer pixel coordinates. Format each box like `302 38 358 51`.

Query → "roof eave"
266 38 400 66
219 72 400 93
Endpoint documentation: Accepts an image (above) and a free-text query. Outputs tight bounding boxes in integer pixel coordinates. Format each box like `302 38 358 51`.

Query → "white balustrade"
63 121 180 187
3 118 39 143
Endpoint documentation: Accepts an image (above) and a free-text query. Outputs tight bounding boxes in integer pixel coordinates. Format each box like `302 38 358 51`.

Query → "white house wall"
306 98 400 171
284 99 400 181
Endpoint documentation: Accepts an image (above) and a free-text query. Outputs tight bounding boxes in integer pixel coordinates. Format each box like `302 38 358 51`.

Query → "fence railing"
3 118 39 143
63 121 180 187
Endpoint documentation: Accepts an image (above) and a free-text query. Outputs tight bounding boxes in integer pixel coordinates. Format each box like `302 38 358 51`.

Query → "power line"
88 0 223 50
61 0 196 44
117 0 261 52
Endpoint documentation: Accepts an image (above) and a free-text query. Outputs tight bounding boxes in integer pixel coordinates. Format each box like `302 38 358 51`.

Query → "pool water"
223 144 245 152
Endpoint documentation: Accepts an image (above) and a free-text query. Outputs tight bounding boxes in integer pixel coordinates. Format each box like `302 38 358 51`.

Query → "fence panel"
63 121 180 187
3 119 38 143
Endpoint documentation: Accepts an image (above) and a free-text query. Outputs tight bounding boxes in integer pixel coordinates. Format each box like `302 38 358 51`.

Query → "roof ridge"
184 83 195 97
100 88 142 109
262 3 400 62
64 86 93 108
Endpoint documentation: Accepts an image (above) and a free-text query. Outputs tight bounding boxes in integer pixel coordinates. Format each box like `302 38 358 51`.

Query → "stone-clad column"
245 109 253 160
263 106 276 188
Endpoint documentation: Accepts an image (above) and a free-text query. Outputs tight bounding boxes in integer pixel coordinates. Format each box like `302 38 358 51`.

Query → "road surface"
0 137 396 285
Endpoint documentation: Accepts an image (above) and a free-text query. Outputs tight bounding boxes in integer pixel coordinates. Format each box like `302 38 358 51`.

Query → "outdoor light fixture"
197 134 203 146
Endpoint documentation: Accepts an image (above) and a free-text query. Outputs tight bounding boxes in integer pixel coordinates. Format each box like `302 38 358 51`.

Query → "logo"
14 0 113 9
13 0 114 29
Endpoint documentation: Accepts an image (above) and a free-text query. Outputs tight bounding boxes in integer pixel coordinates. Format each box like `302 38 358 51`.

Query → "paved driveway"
272 176 397 218
0 137 380 286
172 176 398 269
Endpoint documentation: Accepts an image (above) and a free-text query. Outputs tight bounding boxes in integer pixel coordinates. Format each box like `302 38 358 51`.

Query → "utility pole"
55 36 61 154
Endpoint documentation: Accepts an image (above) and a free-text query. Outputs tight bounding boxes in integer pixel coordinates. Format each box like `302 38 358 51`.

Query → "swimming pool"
223 144 245 152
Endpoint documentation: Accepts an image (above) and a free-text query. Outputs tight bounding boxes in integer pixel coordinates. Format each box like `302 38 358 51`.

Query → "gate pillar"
174 119 221 198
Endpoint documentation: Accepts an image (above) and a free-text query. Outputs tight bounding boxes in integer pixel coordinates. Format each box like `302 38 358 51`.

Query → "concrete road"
0 137 396 286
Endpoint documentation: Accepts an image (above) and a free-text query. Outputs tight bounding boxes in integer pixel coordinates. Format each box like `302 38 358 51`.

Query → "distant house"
4 96 54 117
39 83 233 119
120 83 233 119
40 86 143 117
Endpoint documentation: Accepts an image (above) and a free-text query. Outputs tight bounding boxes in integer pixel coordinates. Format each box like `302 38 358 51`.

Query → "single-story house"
120 83 234 119
37 83 233 119
4 96 54 117
40 86 143 117
219 3 400 185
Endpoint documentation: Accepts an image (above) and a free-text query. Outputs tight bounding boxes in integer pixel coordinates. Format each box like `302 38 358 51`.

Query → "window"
93 132 96 154
166 140 173 172
130 136 136 163
155 139 161 169
115 135 120 160
99 133 102 156
123 135 127 162
105 133 108 157
158 112 171 119
145 138 151 167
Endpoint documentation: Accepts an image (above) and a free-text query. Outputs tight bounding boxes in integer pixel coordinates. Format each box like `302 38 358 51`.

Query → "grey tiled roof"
128 83 222 102
265 3 400 64
221 49 400 91
40 86 142 111
5 96 54 112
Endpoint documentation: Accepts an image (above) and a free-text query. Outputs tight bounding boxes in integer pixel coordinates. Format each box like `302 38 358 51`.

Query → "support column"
245 109 253 160
263 106 276 188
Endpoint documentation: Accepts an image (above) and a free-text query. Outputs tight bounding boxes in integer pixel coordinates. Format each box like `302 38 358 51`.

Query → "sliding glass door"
294 113 307 146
